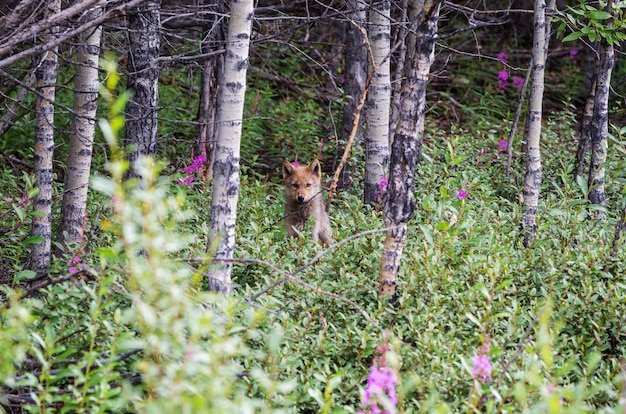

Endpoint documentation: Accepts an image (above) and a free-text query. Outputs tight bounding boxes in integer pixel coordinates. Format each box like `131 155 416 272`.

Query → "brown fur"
282 159 333 246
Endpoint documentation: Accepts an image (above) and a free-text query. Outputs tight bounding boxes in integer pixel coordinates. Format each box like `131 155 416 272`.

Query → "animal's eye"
292 183 298 188
306 183 311 188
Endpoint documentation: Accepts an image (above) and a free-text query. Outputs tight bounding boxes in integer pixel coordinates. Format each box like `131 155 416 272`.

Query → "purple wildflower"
19 195 30 210
497 52 508 64
456 188 468 200
339 75 345 84
471 337 492 383
179 155 206 187
498 139 508 152
512 76 524 93
472 355 492 383
497 70 508 92
569 49 578 65
249 106 259 116
359 332 398 414
67 255 85 274
375 178 388 198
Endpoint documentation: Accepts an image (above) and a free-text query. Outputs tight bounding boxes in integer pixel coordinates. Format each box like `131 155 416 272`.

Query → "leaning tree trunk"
57 0 104 253
364 0 391 205
575 70 596 179
195 0 225 180
379 0 441 299
124 0 161 171
206 0 254 295
388 0 409 141
587 40 614 220
521 0 556 247
29 0 61 279
334 0 367 189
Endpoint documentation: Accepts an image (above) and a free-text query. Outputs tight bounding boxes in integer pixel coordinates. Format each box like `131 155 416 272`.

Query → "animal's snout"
297 195 305 203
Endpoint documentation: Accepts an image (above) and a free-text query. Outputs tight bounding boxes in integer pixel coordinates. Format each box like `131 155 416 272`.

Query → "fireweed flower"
179 155 206 187
512 76 524 92
359 333 398 414
497 70 508 92
471 337 492 383
498 139 508 152
375 178 388 198
456 188 468 200
497 52 508 64
67 255 85 274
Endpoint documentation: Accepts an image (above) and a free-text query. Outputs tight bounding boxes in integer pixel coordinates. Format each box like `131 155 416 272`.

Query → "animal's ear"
282 160 294 179
308 159 321 178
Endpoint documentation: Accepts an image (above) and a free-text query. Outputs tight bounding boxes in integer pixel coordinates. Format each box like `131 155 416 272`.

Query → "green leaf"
562 31 586 42
23 236 44 246
15 270 37 281
308 388 324 407
466 312 483 328
587 10 612 20
13 204 25 221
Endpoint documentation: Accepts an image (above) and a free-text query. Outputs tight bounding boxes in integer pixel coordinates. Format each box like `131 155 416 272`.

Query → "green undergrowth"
1 106 626 412
227 113 626 412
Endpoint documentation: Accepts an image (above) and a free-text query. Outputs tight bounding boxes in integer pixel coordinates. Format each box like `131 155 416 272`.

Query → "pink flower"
179 155 206 187
497 52 508 64
569 49 578 65
359 332 398 414
512 76 524 93
471 336 493 383
375 178 388 198
497 70 508 92
456 188 468 200
498 139 508 152
472 355 492 383
67 254 85 274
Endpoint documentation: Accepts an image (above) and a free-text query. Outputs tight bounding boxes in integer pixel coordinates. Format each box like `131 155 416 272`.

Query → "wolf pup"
282 159 333 246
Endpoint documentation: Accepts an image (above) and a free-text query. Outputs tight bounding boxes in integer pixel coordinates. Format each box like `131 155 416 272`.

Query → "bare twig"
212 256 374 323
506 60 532 177
11 348 143 383
496 313 539 390
198 226 401 324
325 19 374 210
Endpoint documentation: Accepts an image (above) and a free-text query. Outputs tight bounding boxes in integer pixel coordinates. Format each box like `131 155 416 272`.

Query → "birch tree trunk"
335 0 367 189
587 40 614 220
389 0 409 141
364 0 391 205
575 71 596 179
521 0 556 248
124 0 161 170
379 0 441 299
30 0 60 279
195 0 225 180
206 0 254 295
57 0 104 252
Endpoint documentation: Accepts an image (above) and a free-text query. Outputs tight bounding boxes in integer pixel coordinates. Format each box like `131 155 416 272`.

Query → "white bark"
379 0 440 299
364 0 391 205
124 0 161 169
206 0 254 295
30 0 61 279
522 0 556 247
587 41 614 220
57 0 105 250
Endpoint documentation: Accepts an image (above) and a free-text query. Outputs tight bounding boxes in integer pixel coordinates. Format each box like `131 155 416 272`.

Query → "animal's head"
282 159 322 203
